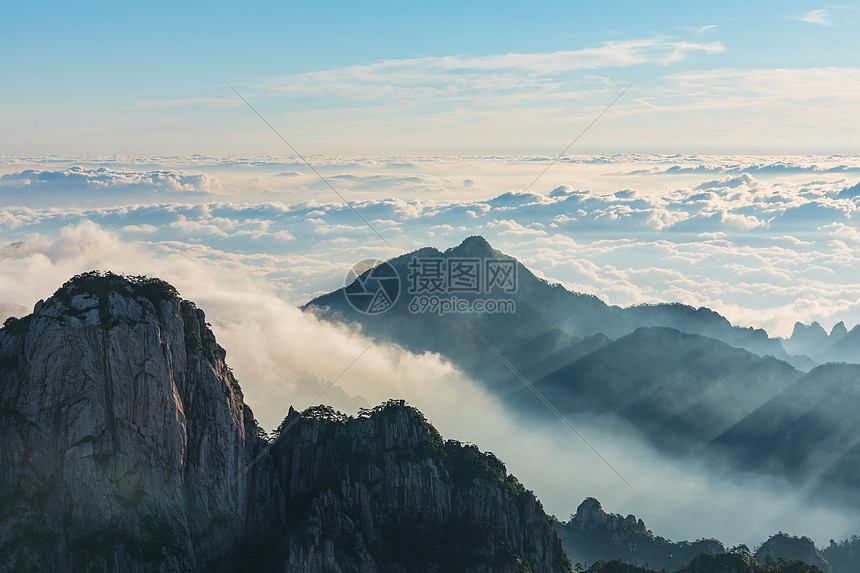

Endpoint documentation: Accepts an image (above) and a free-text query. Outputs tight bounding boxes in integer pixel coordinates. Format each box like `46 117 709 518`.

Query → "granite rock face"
245 403 571 572
0 272 267 572
0 272 571 573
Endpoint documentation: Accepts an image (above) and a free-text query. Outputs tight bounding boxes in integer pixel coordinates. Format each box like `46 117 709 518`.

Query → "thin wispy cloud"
0 166 224 196
681 24 719 34
130 97 242 110
794 8 833 26
256 37 725 104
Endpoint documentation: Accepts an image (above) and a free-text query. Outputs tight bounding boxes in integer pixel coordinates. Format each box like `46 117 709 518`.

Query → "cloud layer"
0 166 223 201
1 154 858 336
0 221 857 548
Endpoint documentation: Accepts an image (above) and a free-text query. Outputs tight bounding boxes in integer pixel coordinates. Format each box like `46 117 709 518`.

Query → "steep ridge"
0 272 571 572
304 236 807 377
784 321 860 365
229 402 570 572
0 272 269 571
755 534 832 573
711 363 860 499
528 327 802 453
304 237 860 514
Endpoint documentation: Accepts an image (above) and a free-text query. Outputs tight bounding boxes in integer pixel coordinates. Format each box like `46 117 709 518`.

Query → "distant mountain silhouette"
527 327 801 454
712 363 860 503
305 236 809 392
783 321 860 364
304 236 860 513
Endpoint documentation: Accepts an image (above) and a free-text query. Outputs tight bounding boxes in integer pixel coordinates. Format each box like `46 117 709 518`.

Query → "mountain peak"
446 235 501 257
49 270 181 324
831 321 848 339
55 270 180 304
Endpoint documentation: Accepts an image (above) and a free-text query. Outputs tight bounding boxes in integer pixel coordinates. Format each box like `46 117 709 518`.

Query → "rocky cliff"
755 534 832 573
0 272 267 572
229 402 571 572
556 498 724 571
0 271 571 573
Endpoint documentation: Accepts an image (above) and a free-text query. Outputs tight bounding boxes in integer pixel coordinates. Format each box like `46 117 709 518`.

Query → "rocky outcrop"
556 498 724 571
755 534 832 573
0 272 268 572
822 536 860 573
0 272 571 572
224 402 571 572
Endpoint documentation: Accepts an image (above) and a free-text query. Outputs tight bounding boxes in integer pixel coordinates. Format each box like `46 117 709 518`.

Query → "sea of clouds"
2 153 858 336
2 153 860 546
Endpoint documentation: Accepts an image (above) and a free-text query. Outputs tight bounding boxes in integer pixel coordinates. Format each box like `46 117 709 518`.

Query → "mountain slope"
784 321 860 365
0 271 571 572
556 498 725 571
529 327 802 453
304 236 806 377
305 237 860 508
711 363 860 499
229 401 571 572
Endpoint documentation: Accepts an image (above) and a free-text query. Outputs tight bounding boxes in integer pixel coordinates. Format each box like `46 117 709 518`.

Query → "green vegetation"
273 400 532 504
185 331 202 354
1 315 31 336
442 440 531 501
128 275 180 307
302 404 349 423
585 554 824 573
50 271 181 326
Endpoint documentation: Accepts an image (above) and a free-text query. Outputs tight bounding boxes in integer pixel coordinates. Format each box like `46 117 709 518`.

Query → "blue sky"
3 1 859 154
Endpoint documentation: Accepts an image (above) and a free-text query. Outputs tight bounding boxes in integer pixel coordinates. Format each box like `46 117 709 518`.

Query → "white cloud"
2 154 859 339
0 166 224 196
682 24 719 34
253 37 724 107
794 9 833 26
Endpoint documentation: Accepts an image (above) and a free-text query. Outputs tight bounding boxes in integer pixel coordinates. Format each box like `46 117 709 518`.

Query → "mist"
1 221 858 550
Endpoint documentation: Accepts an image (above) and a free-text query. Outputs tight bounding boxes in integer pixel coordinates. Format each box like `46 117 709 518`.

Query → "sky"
2 1 860 155
2 0 860 549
